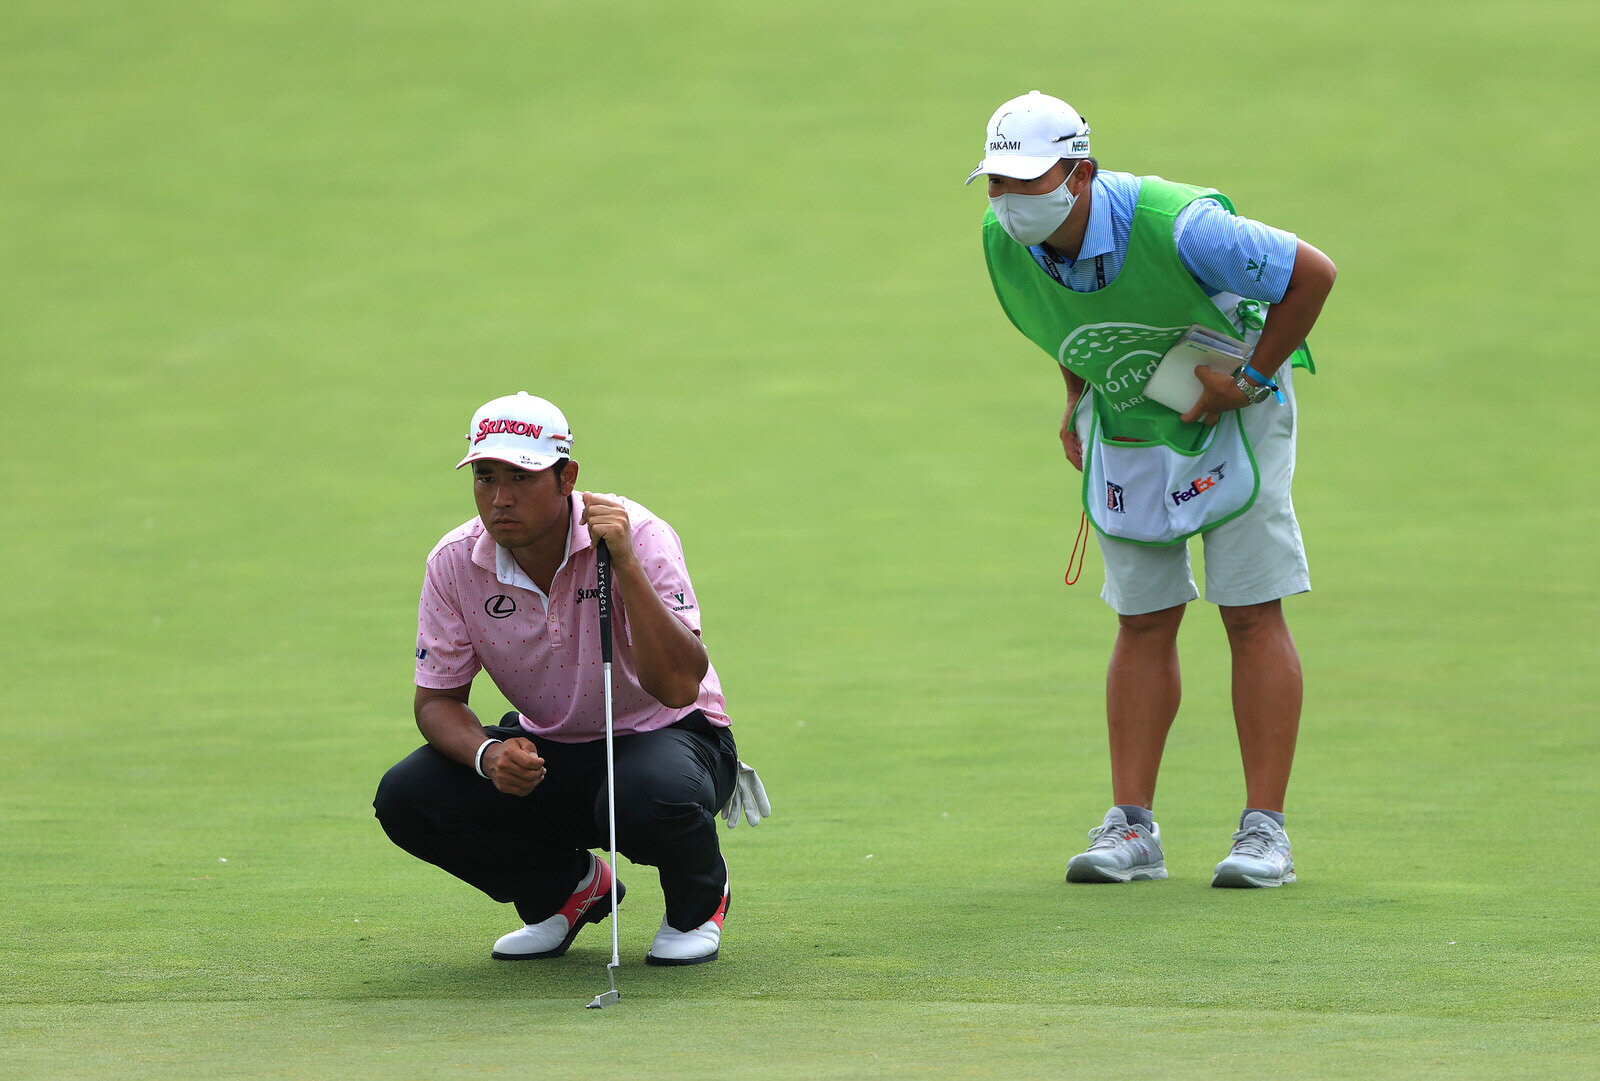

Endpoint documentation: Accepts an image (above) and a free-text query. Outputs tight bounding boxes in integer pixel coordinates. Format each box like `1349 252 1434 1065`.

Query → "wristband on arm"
473 738 503 779
1241 363 1286 405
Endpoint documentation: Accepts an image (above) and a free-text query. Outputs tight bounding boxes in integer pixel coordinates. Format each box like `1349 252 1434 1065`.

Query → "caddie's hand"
485 737 546 797
719 759 772 828
1059 405 1084 472
1180 365 1251 426
580 494 636 568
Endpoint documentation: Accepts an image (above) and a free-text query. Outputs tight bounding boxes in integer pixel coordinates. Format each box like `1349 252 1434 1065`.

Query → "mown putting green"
3 2 1595 1078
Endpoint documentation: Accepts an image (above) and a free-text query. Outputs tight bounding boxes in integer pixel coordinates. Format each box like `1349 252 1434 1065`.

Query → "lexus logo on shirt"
485 595 517 619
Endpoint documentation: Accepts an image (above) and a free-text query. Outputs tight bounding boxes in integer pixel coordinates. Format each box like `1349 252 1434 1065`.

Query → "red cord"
1064 511 1088 585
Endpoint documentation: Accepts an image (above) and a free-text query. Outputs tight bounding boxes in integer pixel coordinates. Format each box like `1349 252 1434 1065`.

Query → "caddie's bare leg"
1106 603 1186 809
1219 600 1301 812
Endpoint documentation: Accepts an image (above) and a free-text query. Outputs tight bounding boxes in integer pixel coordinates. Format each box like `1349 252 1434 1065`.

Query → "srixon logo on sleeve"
1171 463 1228 506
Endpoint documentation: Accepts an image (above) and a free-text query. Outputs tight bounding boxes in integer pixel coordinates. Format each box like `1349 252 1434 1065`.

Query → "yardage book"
1143 324 1252 413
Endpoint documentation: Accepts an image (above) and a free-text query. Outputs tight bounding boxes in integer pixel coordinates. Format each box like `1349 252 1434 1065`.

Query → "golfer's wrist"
473 738 503 778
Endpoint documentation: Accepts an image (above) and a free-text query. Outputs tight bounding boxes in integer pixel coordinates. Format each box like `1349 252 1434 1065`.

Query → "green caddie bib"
982 176 1309 451
981 176 1311 543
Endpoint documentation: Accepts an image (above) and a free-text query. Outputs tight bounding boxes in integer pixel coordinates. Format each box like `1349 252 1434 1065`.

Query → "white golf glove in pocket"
719 759 771 828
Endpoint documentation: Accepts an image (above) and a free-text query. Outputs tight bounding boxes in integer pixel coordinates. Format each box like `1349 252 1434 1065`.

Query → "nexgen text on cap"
456 392 573 470
965 90 1092 185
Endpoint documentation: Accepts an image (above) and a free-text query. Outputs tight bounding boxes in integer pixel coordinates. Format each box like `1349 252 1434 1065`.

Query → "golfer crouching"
375 392 768 966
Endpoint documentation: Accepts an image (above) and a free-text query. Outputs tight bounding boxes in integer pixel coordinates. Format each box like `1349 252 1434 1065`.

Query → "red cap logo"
474 418 552 445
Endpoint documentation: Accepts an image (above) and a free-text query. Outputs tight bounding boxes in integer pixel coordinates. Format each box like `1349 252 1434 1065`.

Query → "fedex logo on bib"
1172 464 1227 505
1059 323 1186 414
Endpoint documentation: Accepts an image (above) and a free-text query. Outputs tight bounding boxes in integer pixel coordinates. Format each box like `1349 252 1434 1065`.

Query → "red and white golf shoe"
492 854 623 960
646 863 729 966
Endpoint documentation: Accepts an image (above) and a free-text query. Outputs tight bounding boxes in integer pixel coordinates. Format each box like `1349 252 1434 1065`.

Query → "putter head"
585 989 620 1009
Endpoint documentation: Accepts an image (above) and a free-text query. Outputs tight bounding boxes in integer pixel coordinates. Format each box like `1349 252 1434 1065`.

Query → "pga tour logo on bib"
1086 412 1259 546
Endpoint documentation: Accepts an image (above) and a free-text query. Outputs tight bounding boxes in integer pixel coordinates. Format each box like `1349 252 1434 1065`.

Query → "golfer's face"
472 460 570 550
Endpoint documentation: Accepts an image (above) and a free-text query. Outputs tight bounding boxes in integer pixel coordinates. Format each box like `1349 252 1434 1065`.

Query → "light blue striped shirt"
1031 170 1297 302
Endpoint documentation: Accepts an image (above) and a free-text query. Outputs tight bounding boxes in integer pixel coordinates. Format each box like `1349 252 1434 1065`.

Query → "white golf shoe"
646 865 729 966
1065 807 1168 883
1212 812 1296 888
492 854 623 959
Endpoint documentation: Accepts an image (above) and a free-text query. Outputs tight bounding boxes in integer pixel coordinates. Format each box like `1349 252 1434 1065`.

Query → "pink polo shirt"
414 491 729 742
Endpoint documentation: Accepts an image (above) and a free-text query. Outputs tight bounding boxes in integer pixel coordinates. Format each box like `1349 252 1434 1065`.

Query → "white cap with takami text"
456 392 573 471
965 90 1092 185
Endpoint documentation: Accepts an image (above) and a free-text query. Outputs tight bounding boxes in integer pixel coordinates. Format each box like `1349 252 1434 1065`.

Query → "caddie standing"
375 392 769 964
968 92 1336 887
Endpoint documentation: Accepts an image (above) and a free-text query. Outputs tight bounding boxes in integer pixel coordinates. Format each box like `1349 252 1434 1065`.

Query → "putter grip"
595 540 612 663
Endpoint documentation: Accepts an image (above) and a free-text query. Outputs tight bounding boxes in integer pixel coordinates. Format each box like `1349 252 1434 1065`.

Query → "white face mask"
989 162 1082 247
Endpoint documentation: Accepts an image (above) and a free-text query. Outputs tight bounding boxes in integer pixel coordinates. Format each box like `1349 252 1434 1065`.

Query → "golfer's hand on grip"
580 494 635 570
484 737 546 796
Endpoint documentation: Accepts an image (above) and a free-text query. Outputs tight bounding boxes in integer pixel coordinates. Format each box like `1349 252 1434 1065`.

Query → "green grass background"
3 1 1596 1077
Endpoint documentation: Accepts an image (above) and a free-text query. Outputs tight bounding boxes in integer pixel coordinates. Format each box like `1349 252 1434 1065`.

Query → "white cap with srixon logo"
456 392 574 471
965 90 1092 185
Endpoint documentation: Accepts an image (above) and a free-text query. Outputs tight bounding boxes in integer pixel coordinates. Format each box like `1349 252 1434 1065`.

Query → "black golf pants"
374 711 737 932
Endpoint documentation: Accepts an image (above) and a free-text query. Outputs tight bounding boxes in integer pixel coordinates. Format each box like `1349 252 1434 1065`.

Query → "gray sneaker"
1065 807 1168 883
1212 812 1296 888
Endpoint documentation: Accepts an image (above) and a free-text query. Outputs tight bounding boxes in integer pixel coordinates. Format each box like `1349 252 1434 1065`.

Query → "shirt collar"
1076 173 1115 262
567 491 596 557
494 544 542 593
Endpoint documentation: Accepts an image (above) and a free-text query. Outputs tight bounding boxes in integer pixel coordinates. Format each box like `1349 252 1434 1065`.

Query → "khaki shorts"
1078 365 1310 616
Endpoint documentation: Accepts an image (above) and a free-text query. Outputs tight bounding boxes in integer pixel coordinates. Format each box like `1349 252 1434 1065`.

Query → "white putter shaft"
586 540 621 1010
